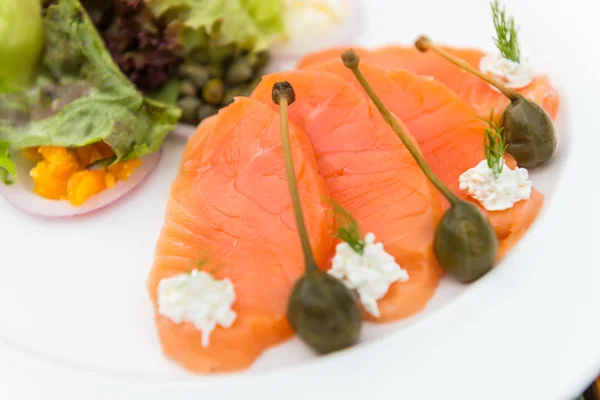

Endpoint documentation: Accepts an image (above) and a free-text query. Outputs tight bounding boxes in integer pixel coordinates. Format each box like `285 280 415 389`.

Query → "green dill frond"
329 200 365 255
480 109 507 178
491 0 521 63
188 250 221 275
191 257 209 271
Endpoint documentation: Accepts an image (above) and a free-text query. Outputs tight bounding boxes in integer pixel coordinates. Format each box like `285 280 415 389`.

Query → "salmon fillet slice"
148 97 333 373
297 46 559 121
252 70 444 322
307 60 544 260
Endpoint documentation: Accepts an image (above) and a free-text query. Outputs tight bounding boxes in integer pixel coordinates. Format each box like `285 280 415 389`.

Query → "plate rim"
2 0 600 399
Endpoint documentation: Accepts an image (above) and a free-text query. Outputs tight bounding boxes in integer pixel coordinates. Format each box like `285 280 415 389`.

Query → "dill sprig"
491 0 521 63
480 109 507 178
330 200 365 255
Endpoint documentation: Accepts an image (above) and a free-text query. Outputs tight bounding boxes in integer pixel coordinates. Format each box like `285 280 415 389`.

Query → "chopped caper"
197 104 218 121
190 48 210 65
179 80 197 97
207 64 224 79
177 96 201 124
248 51 269 70
225 58 254 85
202 79 225 105
209 43 236 65
222 78 260 106
178 63 210 88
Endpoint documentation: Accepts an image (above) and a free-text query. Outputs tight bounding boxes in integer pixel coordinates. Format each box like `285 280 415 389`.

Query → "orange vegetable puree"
24 143 141 206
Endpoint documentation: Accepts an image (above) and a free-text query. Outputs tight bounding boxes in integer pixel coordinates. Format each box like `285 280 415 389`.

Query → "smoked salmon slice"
297 45 559 121
307 59 544 260
148 97 333 373
252 70 444 322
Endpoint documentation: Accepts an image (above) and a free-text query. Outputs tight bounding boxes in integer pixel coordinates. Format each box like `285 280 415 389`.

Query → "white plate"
1 0 599 399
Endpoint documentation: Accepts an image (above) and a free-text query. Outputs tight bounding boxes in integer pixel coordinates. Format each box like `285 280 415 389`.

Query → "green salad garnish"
146 0 286 52
0 0 180 183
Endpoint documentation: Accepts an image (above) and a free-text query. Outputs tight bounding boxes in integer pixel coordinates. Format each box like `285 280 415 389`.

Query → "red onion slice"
0 151 161 218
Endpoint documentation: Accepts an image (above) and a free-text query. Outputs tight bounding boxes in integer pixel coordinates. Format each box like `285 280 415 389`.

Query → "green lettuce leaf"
146 0 285 52
0 0 181 183
147 79 181 105
0 0 44 90
0 142 16 185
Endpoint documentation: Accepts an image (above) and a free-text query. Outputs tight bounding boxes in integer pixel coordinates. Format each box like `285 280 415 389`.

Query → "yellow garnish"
67 170 106 206
28 143 141 206
30 146 79 200
108 158 142 181
105 172 116 189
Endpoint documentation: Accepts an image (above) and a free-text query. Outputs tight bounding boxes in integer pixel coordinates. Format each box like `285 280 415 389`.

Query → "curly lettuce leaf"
0 0 180 183
146 0 285 52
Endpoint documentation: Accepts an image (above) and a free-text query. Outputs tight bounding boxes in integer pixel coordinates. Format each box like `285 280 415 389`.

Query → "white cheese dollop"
479 54 536 89
157 269 237 348
459 160 532 211
329 233 409 317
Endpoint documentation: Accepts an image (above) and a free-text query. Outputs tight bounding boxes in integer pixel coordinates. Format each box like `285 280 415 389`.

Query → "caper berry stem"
414 36 520 102
272 82 317 271
342 50 461 205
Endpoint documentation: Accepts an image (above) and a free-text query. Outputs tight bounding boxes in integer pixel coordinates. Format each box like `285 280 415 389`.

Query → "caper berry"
273 81 363 354
501 96 556 168
287 269 363 354
414 35 557 168
434 201 498 283
343 49 500 284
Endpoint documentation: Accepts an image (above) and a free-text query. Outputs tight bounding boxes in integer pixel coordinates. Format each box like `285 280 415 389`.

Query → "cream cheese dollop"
459 160 532 211
157 269 237 348
479 53 536 89
328 233 409 317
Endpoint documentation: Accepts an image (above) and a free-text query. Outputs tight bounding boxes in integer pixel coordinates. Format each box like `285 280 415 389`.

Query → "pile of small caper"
176 45 269 126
